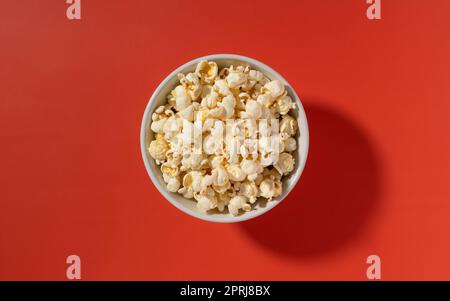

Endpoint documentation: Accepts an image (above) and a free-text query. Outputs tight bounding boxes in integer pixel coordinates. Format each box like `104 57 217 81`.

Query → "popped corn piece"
284 137 297 152
178 186 194 199
274 153 295 175
226 68 247 89
262 167 282 180
209 106 225 119
178 72 202 100
240 159 263 175
273 180 283 197
215 165 229 186
280 114 297 137
239 180 259 204
201 169 217 188
276 95 295 115
150 118 167 133
220 95 235 119
196 194 215 212
155 106 165 114
183 171 203 193
203 134 220 155
254 173 264 186
161 162 179 177
249 69 264 82
257 93 274 108
181 152 204 170
201 90 219 108
195 60 218 84
173 85 191 111
244 100 262 119
213 180 231 194
226 164 246 182
259 178 276 200
218 67 229 79
228 195 251 216
162 116 183 137
216 193 230 212
213 79 232 96
167 177 181 192
179 105 194 121
264 80 285 98
260 150 278 167
148 139 169 162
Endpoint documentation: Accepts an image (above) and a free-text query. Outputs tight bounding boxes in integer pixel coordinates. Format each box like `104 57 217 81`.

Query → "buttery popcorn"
148 60 299 216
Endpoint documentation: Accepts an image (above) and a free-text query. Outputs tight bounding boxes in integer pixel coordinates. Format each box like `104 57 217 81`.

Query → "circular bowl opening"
140 54 309 223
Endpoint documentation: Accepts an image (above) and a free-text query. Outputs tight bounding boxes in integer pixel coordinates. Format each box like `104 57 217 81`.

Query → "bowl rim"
140 53 309 223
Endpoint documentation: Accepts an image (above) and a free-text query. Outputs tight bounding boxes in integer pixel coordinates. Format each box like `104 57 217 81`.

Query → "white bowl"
140 54 309 223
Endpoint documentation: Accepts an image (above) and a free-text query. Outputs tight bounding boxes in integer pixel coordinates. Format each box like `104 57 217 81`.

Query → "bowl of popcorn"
140 54 309 222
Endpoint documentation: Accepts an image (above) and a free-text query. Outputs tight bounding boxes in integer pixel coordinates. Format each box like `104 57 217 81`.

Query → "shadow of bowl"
239 101 382 258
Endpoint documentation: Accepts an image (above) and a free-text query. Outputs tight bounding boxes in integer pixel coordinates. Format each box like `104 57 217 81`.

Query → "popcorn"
240 159 263 182
201 91 219 108
276 95 295 115
240 159 263 175
161 162 179 177
218 67 229 79
178 186 194 199
260 150 278 167
216 193 230 212
166 177 181 192
148 60 300 216
228 195 251 216
201 170 217 188
226 164 246 182
284 137 297 152
178 73 202 100
213 181 231 194
273 180 283 197
195 187 217 211
259 178 283 200
259 178 275 200
183 171 203 193
148 138 168 162
181 152 204 170
274 153 295 175
196 195 215 212
213 79 232 96
173 85 191 111
226 67 247 89
244 100 262 119
203 134 219 155
150 119 167 133
162 116 183 137
257 93 274 108
220 95 235 119
254 173 264 186
249 69 264 82
280 114 297 137
264 80 285 98
239 180 259 203
179 105 194 121
262 167 282 181
209 106 225 119
215 165 229 186
195 60 218 84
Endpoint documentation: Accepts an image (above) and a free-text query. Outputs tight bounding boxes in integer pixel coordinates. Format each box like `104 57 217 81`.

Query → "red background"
1 0 450 280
